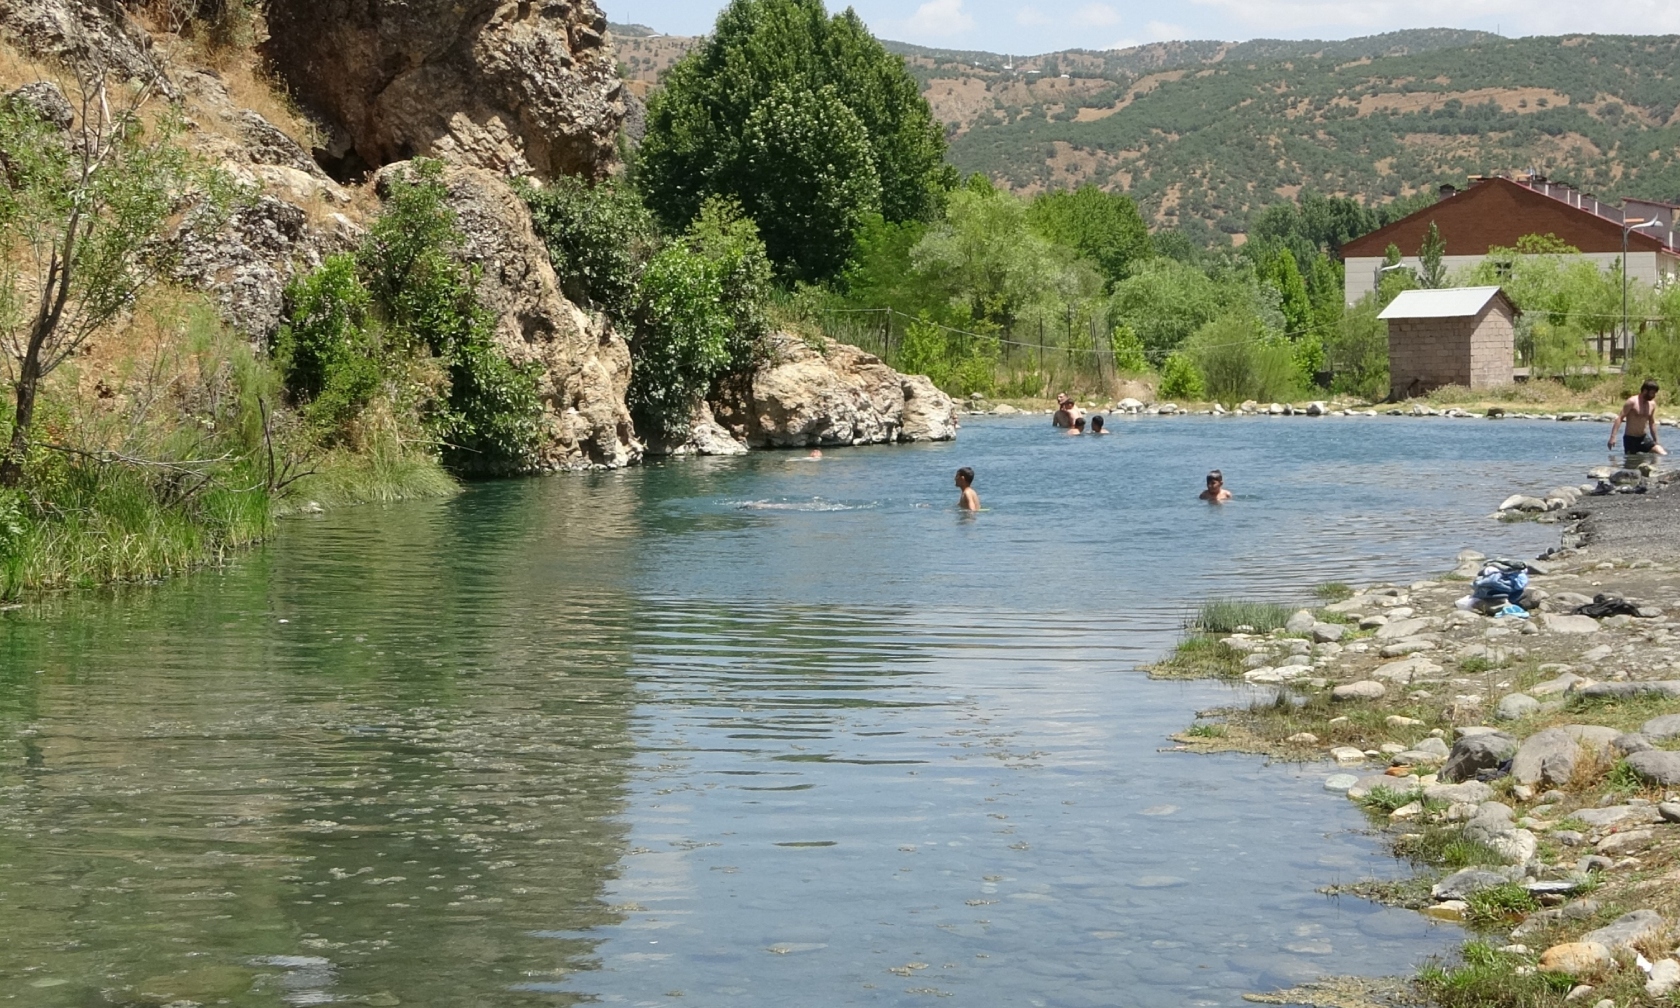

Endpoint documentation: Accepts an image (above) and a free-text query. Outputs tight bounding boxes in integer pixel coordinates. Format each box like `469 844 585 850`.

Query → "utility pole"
1622 217 1660 364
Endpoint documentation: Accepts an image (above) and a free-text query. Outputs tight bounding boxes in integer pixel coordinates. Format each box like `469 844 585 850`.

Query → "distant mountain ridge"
609 24 1680 240
878 28 1501 76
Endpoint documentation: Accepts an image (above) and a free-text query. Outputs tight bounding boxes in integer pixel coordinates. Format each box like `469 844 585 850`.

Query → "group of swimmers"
1050 394 1109 435
954 380 1671 513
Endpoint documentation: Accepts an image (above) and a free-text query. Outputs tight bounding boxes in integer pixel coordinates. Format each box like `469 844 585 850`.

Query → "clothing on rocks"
1575 593 1643 618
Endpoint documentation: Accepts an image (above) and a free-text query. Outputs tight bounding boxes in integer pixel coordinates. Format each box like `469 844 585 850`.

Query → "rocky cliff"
262 0 624 181
0 0 952 473
375 162 639 468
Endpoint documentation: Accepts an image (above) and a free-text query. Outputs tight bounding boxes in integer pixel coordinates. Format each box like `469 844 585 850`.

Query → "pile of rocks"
1498 464 1673 519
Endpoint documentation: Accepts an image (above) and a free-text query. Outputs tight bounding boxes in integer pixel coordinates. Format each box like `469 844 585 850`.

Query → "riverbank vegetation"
0 82 458 599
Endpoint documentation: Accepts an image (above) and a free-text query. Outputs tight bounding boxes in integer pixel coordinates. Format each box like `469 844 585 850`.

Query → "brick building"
1341 176 1680 305
1378 286 1516 399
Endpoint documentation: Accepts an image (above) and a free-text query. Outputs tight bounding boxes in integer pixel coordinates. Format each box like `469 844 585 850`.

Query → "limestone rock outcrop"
0 0 174 94
708 333 958 450
263 0 624 180
376 162 637 469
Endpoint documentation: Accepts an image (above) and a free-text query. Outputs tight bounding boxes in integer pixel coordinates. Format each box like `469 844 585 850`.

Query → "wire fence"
815 303 1680 395
815 306 1132 397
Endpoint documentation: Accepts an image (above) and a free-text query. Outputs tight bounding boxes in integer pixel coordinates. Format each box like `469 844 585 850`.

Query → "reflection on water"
0 417 1583 1006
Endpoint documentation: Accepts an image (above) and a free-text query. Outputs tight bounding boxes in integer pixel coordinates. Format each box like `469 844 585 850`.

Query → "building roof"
1378 286 1514 320
1341 176 1680 260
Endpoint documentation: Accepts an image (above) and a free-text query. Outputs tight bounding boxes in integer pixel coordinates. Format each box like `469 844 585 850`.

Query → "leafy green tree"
1417 221 1447 289
1109 258 1232 363
1158 352 1206 400
629 200 775 444
1266 249 1312 337
1377 242 1417 306
1304 252 1344 340
1027 185 1153 288
892 311 999 397
278 160 542 475
738 83 881 280
911 185 1102 332
1109 323 1147 372
521 175 658 321
841 213 930 314
273 254 379 439
681 198 776 369
0 83 231 486
1326 296 1390 401
638 0 953 278
1184 314 1302 403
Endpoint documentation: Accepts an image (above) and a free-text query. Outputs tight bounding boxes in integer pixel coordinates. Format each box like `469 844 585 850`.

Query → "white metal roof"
1378 286 1509 320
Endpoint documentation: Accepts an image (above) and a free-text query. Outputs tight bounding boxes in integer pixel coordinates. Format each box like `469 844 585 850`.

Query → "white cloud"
1073 3 1122 27
1016 5 1050 26
1142 20 1189 41
905 0 977 37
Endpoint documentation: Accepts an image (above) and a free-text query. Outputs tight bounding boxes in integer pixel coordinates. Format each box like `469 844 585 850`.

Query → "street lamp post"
1622 217 1661 363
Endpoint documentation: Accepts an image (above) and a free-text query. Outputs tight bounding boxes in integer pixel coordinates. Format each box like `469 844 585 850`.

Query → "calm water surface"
0 416 1587 1007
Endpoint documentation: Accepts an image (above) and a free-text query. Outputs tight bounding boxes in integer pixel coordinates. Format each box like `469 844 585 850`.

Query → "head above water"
1206 469 1224 486
1090 415 1104 432
1074 417 1086 431
1642 378 1660 399
955 466 974 488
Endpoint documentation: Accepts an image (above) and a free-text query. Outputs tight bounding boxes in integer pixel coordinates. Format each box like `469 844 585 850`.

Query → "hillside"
610 25 1680 239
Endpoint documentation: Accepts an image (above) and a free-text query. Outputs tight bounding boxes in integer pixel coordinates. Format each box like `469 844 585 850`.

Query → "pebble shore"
1152 462 1680 1008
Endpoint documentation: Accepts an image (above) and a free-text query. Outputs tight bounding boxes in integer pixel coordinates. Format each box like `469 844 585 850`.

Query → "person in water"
1090 415 1108 435
955 467 980 511
1067 417 1086 435
1199 469 1232 503
1052 395 1073 429
1609 379 1666 457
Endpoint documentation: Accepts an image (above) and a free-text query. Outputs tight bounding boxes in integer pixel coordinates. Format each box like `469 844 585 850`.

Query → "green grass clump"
1185 723 1228 738
1464 884 1540 928
1191 599 1293 634
1360 785 1423 814
1313 582 1354 602
1394 827 1503 870
1604 759 1644 793
1458 656 1495 675
1148 635 1244 680
1417 942 1575 1008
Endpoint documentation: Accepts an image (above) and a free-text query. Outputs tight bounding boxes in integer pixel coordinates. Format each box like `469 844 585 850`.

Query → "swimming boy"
1609 379 1666 456
1090 415 1108 435
1199 470 1232 503
1067 417 1086 435
955 467 980 511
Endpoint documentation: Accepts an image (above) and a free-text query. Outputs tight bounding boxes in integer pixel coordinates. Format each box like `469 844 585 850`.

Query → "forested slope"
616 26 1680 239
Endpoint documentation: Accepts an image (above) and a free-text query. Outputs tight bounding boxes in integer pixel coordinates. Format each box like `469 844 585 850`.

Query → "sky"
605 0 1680 53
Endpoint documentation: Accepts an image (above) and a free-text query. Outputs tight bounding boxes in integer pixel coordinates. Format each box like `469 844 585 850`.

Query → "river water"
0 415 1587 1007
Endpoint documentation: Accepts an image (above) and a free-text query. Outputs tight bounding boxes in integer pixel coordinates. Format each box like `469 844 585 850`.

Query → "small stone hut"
1377 286 1516 399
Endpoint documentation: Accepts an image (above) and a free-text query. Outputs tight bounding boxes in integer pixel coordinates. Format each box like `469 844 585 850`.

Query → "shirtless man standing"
1609 379 1667 457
